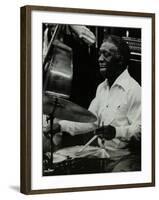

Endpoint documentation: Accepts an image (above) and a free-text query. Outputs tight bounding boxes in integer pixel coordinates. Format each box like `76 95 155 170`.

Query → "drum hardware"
45 96 58 169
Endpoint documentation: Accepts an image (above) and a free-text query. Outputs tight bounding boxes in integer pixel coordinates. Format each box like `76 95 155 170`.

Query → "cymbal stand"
46 97 58 169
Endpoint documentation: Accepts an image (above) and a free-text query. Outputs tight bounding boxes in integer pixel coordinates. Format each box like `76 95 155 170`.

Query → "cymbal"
43 94 97 123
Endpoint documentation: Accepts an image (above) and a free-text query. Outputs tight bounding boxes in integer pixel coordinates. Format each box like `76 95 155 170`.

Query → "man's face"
98 41 123 79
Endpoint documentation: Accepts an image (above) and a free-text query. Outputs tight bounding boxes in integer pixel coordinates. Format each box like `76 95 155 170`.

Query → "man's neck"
107 69 125 88
107 75 117 88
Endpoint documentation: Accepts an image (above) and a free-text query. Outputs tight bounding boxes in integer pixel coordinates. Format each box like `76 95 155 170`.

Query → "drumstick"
77 123 103 153
78 135 98 153
77 135 110 158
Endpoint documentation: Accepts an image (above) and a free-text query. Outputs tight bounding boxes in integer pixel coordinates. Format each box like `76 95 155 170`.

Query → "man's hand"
53 132 63 146
95 125 116 140
70 25 96 45
43 123 61 139
43 123 62 147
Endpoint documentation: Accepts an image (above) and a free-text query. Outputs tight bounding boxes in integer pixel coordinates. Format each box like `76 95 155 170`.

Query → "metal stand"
48 114 55 168
46 97 58 169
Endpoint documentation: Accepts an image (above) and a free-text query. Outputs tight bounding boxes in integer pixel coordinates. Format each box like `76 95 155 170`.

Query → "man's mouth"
99 64 108 69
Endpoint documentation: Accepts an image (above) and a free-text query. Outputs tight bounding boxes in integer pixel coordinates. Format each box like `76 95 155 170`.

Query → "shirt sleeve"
59 97 99 136
115 84 141 141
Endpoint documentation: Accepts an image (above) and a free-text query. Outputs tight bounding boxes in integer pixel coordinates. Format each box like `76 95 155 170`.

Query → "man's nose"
98 54 104 62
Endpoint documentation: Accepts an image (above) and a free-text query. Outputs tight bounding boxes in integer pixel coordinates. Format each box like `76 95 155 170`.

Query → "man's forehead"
100 41 118 51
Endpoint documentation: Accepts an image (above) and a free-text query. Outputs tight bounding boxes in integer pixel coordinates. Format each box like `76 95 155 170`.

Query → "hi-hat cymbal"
43 94 97 123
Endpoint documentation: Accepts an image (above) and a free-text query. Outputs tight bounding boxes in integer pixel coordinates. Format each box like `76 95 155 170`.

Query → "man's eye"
104 52 111 57
99 51 111 57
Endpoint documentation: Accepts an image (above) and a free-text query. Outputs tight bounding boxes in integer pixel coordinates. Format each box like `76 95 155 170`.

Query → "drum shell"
43 145 111 175
43 157 111 176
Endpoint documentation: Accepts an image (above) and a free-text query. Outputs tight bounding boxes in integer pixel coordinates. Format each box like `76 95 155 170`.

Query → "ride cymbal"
43 94 97 123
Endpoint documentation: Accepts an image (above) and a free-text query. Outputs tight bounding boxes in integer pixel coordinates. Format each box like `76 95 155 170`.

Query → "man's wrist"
58 121 63 132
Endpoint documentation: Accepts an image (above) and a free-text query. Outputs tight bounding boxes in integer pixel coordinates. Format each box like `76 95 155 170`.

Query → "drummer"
52 28 141 172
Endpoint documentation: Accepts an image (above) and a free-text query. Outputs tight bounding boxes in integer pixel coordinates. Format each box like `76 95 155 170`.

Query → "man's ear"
116 54 124 66
113 52 121 63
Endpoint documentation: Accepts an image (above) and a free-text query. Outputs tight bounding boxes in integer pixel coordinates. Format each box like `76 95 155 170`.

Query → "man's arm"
115 85 141 141
59 98 98 136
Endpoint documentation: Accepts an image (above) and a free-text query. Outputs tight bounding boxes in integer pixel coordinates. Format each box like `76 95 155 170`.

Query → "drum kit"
43 93 111 175
43 93 107 175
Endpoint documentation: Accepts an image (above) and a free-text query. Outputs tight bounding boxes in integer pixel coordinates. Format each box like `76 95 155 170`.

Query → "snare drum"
55 145 109 159
43 145 111 175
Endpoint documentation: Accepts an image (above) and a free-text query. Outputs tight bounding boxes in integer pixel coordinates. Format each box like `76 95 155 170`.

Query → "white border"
31 10 152 190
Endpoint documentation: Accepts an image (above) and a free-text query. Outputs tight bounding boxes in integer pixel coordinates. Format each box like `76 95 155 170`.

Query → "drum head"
55 145 108 159
53 154 66 163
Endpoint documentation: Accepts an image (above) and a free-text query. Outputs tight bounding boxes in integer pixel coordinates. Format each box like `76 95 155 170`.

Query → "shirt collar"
104 69 130 91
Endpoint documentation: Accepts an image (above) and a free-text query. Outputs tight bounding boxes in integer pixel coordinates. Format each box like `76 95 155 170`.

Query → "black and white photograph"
42 23 142 176
20 6 155 194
